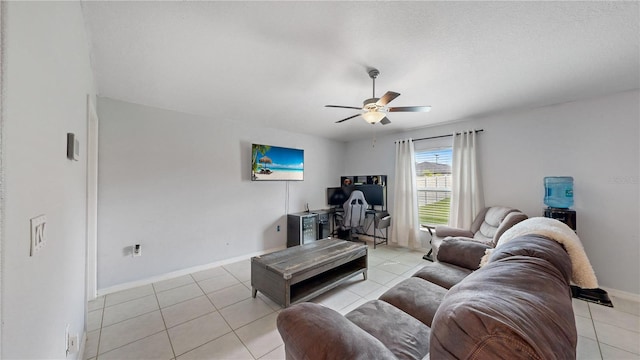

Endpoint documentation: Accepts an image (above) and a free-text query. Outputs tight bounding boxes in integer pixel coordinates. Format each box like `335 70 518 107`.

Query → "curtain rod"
413 129 484 142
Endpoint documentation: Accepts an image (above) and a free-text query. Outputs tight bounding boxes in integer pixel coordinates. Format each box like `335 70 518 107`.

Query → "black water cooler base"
571 286 613 307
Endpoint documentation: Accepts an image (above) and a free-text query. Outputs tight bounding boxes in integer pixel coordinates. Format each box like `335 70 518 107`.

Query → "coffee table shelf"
290 260 366 304
251 239 368 307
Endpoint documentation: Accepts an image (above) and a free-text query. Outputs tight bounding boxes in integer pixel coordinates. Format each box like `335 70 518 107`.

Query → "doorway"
86 96 99 301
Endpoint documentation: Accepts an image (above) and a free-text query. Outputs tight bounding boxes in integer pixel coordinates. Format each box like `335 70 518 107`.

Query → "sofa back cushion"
486 235 572 282
429 235 577 359
473 209 528 246
473 207 517 243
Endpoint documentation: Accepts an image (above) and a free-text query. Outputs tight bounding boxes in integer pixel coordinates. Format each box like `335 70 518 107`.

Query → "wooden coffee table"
251 239 368 307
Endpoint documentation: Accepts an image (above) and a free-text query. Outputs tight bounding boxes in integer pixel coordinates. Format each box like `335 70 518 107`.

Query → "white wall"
2 2 95 358
344 91 640 295
97 98 346 290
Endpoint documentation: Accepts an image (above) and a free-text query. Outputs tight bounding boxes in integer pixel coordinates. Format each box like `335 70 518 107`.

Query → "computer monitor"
356 184 384 206
327 187 348 206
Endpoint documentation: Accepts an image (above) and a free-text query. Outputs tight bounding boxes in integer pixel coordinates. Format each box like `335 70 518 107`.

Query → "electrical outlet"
30 215 47 256
68 334 79 354
277 225 281 232
132 244 141 257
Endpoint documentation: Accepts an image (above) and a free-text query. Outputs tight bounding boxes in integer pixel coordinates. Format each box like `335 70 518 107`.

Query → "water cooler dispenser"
542 177 611 306
543 176 576 231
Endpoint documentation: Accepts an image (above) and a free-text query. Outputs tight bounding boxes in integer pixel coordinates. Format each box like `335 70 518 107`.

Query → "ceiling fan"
326 68 431 125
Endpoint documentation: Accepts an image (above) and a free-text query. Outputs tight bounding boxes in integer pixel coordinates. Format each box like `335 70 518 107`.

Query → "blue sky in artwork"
262 146 304 170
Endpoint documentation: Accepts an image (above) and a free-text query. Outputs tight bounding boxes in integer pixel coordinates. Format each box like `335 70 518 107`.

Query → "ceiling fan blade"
376 91 401 106
380 117 391 125
388 106 432 112
335 114 361 123
325 105 363 110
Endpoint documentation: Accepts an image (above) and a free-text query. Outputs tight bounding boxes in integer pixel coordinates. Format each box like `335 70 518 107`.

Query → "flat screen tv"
252 144 304 181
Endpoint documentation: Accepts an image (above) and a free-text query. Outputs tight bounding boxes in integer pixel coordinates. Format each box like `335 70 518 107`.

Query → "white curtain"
449 131 485 229
391 139 420 248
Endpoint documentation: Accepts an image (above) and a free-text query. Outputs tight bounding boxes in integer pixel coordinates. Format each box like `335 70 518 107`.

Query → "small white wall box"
133 244 142 257
67 133 79 161
30 215 47 256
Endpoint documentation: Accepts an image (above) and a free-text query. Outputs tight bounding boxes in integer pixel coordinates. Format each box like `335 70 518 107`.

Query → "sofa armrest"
437 237 493 270
435 225 474 238
277 303 396 360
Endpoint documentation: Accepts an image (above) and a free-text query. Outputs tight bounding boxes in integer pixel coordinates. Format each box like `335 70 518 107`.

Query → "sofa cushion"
437 237 492 269
430 239 576 359
346 300 431 360
412 262 472 289
484 206 516 227
379 277 448 326
277 302 396 360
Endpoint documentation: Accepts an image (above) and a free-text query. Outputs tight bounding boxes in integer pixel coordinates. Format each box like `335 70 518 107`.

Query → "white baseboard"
97 246 286 297
601 286 640 303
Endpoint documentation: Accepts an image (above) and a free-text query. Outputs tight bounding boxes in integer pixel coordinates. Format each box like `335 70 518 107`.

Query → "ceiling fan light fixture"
362 110 386 124
326 68 431 125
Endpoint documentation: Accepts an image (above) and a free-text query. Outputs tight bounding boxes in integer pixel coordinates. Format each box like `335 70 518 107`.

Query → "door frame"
85 95 99 301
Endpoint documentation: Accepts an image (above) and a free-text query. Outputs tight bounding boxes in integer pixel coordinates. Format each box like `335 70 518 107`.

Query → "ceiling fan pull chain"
372 127 377 148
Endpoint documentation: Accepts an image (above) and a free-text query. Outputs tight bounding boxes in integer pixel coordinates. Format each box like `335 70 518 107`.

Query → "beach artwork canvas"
252 144 304 181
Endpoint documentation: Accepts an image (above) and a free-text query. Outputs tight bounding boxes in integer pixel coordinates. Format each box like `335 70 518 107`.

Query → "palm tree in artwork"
252 144 271 177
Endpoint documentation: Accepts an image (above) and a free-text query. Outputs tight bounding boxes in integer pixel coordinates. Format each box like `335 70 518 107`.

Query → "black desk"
330 208 389 248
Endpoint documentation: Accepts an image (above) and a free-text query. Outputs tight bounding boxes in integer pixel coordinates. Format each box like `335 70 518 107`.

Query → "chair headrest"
344 190 368 206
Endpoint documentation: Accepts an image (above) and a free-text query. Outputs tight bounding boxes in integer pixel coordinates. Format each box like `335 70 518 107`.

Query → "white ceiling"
81 1 640 142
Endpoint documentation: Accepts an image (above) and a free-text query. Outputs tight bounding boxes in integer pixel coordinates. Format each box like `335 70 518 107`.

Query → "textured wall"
96 98 346 290
345 91 640 295
2 2 96 358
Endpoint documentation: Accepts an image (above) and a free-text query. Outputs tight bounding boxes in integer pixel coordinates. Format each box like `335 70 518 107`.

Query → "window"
415 148 452 226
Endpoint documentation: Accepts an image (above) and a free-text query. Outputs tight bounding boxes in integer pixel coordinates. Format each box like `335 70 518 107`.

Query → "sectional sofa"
277 234 577 359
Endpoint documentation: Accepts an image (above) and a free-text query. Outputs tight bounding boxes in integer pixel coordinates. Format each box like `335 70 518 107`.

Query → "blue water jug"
544 176 574 208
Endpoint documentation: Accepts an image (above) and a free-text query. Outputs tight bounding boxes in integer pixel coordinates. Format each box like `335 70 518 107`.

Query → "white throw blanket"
480 217 598 289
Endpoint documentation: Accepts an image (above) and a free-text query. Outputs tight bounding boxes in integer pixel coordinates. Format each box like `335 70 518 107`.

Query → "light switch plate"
30 215 47 256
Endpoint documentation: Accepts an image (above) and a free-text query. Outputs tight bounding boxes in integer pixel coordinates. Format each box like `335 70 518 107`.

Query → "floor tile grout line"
587 301 606 359
86 249 637 360
174 329 247 360
192 273 224 313
231 309 280 360
589 318 640 356
588 302 640 333
165 308 220 331
101 309 161 332
157 283 267 331
91 304 105 360
96 329 168 359
588 299 640 356
191 265 239 283
185 272 254 359
152 283 177 360
103 286 155 308
158 273 239 359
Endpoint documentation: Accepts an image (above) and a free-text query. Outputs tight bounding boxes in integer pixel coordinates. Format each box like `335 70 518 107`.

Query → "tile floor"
84 244 640 360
